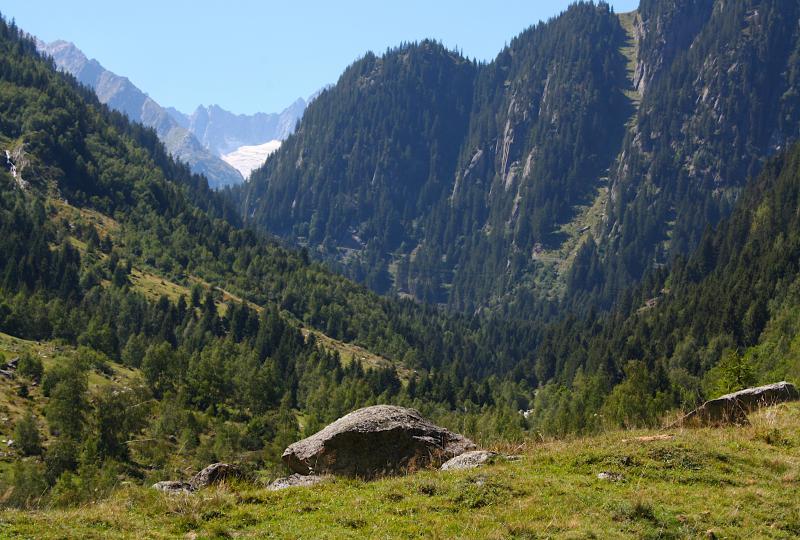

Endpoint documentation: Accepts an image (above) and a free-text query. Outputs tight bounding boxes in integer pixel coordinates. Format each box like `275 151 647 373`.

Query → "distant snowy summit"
222 140 282 179
37 39 307 188
167 99 305 156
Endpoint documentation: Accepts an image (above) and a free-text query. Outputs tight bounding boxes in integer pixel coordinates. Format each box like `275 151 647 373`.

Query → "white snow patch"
221 140 282 179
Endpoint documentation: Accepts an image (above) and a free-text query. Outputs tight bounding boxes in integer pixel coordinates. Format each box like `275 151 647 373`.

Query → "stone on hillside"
152 480 193 494
153 462 239 494
267 473 329 491
677 382 799 427
190 462 239 490
440 450 498 471
282 405 476 478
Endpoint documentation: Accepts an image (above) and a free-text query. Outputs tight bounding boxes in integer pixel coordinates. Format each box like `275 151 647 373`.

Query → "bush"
49 462 121 508
16 352 43 382
44 438 79 485
14 410 41 456
1 461 48 509
44 357 88 439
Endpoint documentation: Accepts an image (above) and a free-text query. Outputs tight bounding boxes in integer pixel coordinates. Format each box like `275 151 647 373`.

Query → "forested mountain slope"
241 40 478 296
3 0 800 518
239 0 800 317
528 141 800 434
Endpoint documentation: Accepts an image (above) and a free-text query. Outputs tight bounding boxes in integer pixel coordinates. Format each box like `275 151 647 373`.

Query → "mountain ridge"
37 39 245 188
37 39 308 188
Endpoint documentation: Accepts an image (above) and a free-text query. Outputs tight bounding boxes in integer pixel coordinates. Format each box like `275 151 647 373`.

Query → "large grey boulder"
282 405 476 478
677 382 799 427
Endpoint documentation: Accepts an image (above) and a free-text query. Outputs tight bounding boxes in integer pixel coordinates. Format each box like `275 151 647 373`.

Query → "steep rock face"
38 40 244 188
633 0 715 94
282 405 476 478
429 3 630 311
575 0 800 305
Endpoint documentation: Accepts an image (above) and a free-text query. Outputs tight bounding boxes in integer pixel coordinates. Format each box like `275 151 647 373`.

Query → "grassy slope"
2 403 798 539
49 198 400 372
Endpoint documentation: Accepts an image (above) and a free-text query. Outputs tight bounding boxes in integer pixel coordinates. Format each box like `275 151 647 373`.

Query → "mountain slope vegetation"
529 141 800 434
1 1 800 533
0 13 540 508
572 0 800 307
4 402 800 538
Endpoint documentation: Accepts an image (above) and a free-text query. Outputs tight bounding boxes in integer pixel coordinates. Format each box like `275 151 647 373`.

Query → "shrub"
2 461 48 509
16 352 43 382
14 410 41 456
44 438 79 485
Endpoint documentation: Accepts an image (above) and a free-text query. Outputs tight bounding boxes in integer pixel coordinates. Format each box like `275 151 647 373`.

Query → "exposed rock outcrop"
282 405 475 478
675 382 799 427
0 357 17 380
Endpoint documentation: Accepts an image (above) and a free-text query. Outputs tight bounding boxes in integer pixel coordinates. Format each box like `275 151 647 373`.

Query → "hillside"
575 0 800 307
2 402 798 538
3 3 800 535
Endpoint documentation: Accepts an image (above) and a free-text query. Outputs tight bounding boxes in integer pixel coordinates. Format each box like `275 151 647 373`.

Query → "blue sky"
3 1 639 115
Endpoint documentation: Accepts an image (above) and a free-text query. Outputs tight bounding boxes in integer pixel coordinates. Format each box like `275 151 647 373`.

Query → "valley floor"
1 403 798 539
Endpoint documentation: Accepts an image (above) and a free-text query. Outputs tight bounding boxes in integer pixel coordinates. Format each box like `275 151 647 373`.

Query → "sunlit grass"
3 403 798 538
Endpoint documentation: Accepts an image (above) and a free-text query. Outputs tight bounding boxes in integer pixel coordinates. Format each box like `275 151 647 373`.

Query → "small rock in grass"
441 450 498 471
597 471 623 481
267 473 329 491
152 480 193 494
190 462 239 490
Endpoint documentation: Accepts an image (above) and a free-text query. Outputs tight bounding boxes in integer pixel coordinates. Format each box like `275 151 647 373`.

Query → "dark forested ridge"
239 0 800 318
239 3 632 311
240 40 478 298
